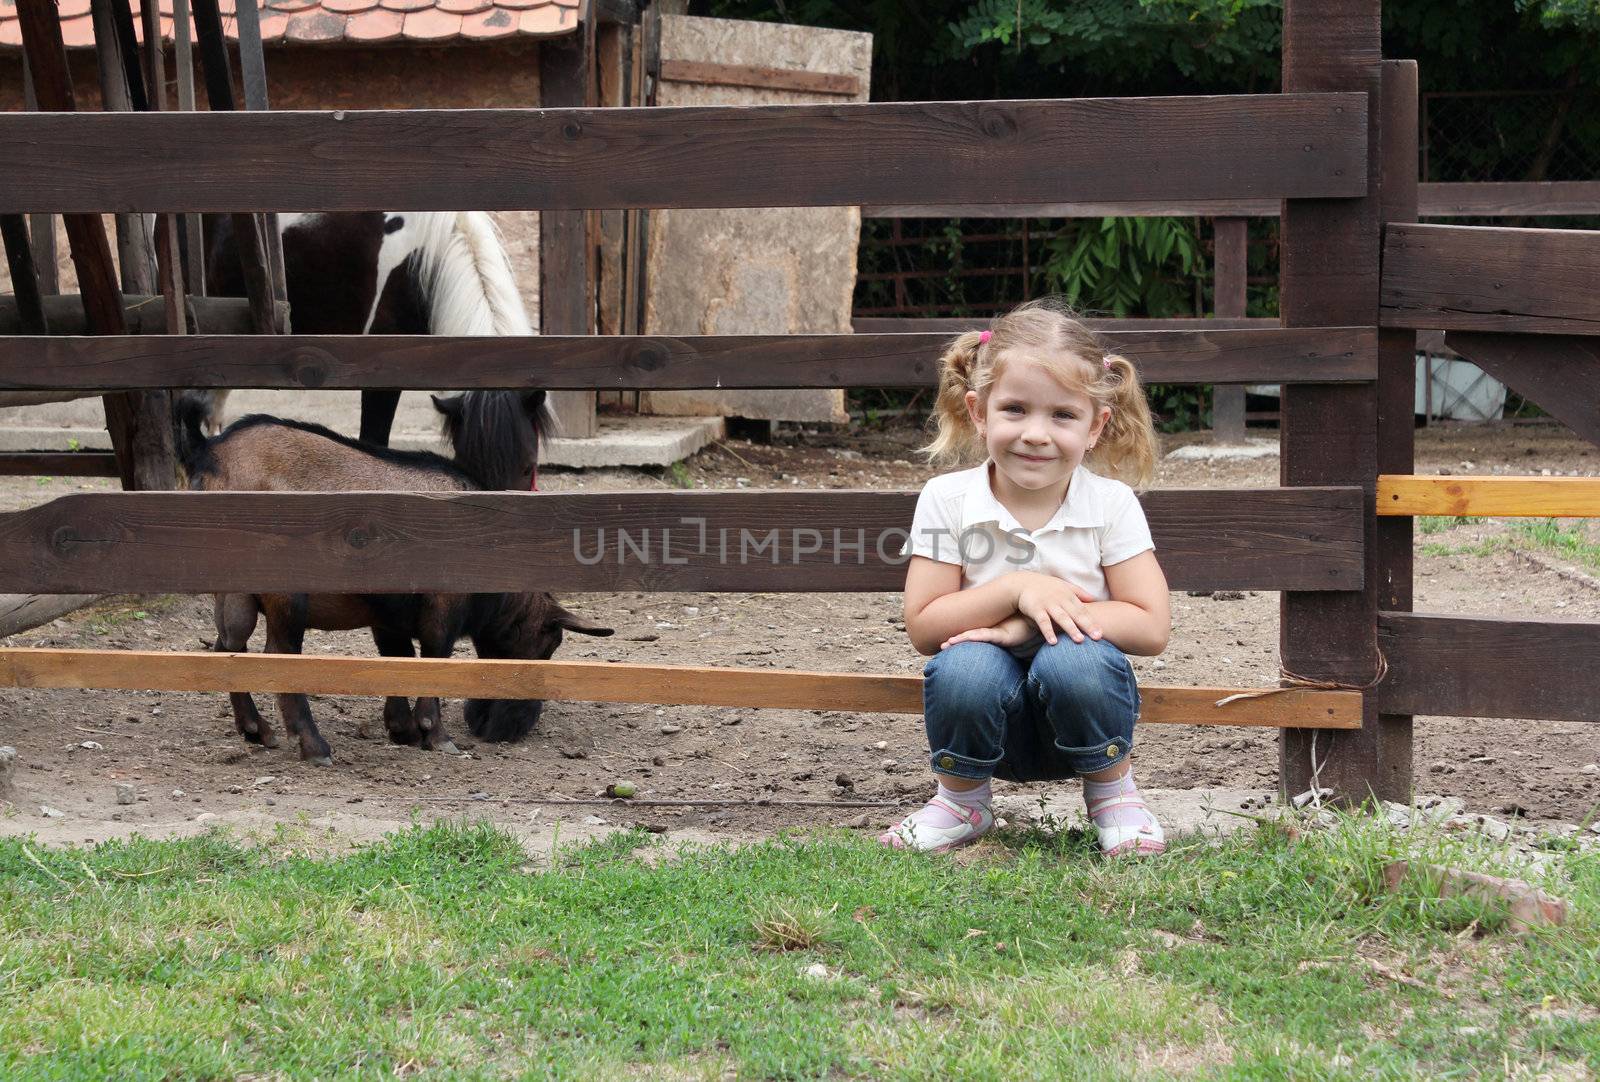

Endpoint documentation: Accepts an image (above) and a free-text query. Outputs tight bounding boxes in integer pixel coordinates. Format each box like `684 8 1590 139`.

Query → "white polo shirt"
900 461 1154 601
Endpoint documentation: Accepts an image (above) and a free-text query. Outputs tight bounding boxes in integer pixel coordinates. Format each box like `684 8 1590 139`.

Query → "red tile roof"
0 0 579 49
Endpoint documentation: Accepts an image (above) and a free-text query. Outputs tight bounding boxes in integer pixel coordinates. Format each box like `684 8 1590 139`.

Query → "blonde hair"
921 298 1158 489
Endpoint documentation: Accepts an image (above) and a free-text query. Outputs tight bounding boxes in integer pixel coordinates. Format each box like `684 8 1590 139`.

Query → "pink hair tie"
978 331 992 344
1103 357 1114 369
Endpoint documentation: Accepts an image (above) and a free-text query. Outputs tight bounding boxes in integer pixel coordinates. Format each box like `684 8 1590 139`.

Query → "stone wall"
639 15 872 424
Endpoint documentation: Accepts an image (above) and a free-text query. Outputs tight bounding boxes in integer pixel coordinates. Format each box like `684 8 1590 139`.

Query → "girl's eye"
1003 405 1024 414
1055 412 1076 421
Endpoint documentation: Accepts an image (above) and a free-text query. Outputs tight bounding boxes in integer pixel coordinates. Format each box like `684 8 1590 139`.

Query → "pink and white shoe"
1087 792 1166 856
879 796 995 853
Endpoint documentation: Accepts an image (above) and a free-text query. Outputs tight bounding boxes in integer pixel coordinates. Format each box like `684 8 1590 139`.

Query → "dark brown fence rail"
1377 613 1600 723
0 327 1378 391
0 95 1368 213
1381 223 1600 334
0 488 1364 594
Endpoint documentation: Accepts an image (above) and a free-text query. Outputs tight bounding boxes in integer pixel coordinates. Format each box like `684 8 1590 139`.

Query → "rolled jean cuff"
928 748 1001 781
1057 734 1132 775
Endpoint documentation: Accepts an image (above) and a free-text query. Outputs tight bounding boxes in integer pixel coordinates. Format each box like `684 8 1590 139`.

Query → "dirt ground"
3 419 1598 848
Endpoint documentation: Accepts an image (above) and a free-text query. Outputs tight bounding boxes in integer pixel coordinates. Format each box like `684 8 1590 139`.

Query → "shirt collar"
960 460 1104 535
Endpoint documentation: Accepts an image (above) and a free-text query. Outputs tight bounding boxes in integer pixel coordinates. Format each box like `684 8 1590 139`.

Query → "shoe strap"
1087 793 1152 818
928 795 986 825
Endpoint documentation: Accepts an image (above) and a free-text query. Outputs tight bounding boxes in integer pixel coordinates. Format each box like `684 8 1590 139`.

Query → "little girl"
883 299 1171 856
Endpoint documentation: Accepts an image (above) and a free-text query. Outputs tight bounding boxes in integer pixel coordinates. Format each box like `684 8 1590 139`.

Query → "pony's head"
432 389 551 490
466 594 613 743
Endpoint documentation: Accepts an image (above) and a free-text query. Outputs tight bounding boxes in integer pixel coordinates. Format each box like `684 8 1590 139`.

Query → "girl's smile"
965 359 1110 512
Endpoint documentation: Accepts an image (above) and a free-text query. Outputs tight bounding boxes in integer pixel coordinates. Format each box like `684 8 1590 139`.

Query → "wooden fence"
1 0 1597 804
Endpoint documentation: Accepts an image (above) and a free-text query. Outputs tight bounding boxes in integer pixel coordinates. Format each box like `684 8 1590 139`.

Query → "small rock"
226 784 244 795
651 755 666 767
469 791 489 801
558 747 588 760
881 759 898 770
0 746 15 797
659 724 682 735
78 740 102 751
253 776 276 787
803 963 831 980
171 789 185 798
873 740 888 750
195 812 216 823
834 773 854 788
264 798 276 806
582 815 607 826
1581 763 1599 776
114 783 136 805
843 813 871 829
1151 659 1167 670
40 805 64 818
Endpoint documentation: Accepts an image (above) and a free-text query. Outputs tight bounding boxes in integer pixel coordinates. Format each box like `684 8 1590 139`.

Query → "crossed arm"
902 551 1171 658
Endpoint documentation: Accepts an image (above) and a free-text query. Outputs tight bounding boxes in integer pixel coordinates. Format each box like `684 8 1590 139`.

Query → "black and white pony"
199 211 534 446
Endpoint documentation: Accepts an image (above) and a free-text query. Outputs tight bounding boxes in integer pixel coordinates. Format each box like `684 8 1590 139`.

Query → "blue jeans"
921 638 1140 783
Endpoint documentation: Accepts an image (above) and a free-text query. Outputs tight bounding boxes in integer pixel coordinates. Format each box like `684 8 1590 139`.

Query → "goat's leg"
263 596 333 765
213 593 278 748
413 622 460 754
371 628 422 746
359 389 402 447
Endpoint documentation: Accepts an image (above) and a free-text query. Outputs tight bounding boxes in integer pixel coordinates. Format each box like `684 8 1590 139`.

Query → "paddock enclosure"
2 0 1598 805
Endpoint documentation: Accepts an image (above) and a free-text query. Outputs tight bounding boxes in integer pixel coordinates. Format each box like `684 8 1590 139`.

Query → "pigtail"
1087 354 1158 490
919 330 989 466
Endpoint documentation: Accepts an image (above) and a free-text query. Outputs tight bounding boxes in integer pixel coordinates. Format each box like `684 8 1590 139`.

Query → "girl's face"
965 359 1111 498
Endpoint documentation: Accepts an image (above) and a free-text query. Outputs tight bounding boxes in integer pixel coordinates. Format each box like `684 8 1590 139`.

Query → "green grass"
1 815 1596 1080
1420 516 1600 573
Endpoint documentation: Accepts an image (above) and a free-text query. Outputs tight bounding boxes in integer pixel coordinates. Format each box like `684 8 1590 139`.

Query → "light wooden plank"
1377 475 1600 518
0 647 1363 728
658 60 861 97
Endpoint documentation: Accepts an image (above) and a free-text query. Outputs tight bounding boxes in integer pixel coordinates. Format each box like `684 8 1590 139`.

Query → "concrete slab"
994 785 1278 840
1165 439 1279 461
0 390 724 469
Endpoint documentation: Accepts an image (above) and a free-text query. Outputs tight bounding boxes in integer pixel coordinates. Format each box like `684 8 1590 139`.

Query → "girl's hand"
940 613 1035 651
1011 572 1101 646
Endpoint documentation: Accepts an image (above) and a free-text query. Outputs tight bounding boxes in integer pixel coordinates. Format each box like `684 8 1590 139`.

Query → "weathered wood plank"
0 295 287 336
1376 474 1600 518
1418 181 1600 219
854 317 1277 334
0 647 1363 728
658 59 861 97
0 94 1368 213
0 452 121 477
862 182 1600 220
0 487 1365 594
1381 223 1600 335
1444 333 1600 449
0 327 1378 391
1376 613 1600 723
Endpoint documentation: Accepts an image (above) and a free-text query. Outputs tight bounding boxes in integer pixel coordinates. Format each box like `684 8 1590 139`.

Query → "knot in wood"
345 525 373 549
49 525 80 554
629 342 669 372
288 347 332 389
562 120 584 140
976 106 1018 140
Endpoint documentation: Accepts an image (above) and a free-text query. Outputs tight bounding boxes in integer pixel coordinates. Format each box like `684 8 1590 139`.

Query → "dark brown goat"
176 390 611 765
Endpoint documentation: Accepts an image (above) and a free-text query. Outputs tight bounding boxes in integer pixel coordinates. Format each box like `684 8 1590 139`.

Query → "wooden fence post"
1211 216 1249 442
1279 0 1409 804
540 24 600 439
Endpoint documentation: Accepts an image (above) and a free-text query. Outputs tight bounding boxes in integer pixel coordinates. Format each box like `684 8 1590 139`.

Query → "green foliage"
1041 216 1203 319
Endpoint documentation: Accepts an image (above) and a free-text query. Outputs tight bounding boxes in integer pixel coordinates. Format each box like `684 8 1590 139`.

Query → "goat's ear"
431 393 464 418
552 604 613 637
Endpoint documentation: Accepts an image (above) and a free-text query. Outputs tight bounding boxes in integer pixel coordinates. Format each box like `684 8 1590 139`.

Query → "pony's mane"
437 391 542 490
406 211 534 338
